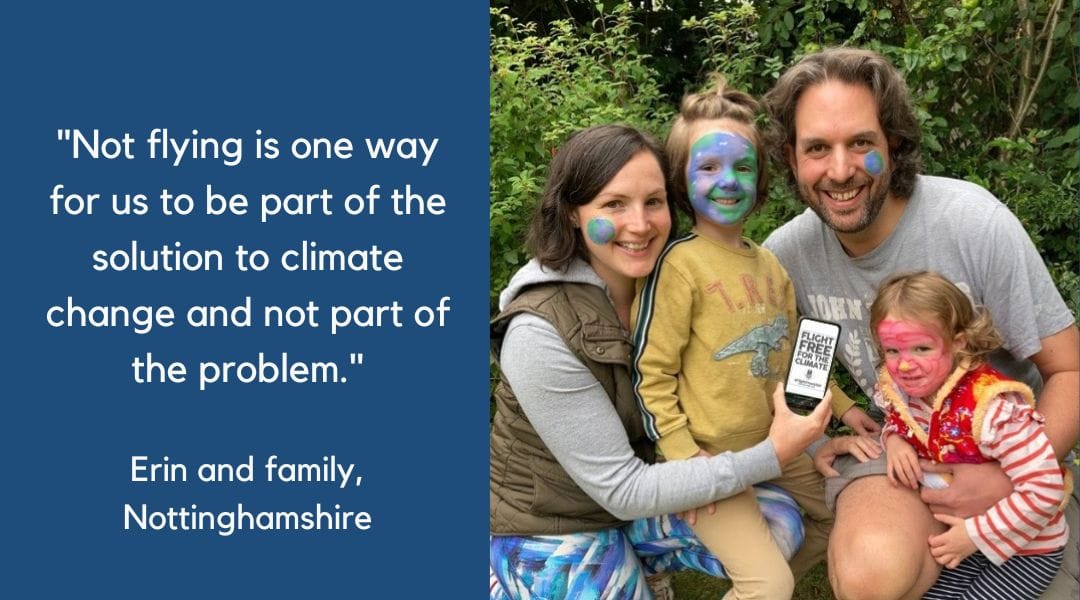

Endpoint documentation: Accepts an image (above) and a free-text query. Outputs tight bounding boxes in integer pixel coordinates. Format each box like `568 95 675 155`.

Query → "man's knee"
828 528 932 600
830 561 908 600
829 477 938 599
830 560 918 600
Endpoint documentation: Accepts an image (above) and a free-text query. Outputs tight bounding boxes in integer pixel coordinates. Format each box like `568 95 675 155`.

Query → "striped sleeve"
872 387 901 445
964 393 1067 565
631 239 698 460
874 388 931 444
909 400 931 433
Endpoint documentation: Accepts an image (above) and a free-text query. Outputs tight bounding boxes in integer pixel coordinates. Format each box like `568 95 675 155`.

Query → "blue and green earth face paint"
864 150 884 176
687 131 757 226
586 217 616 245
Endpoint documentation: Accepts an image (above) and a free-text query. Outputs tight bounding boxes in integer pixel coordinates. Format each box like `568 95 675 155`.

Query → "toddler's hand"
884 435 921 489
928 514 977 569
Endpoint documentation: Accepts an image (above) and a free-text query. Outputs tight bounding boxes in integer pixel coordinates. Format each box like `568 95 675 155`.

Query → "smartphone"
785 317 841 412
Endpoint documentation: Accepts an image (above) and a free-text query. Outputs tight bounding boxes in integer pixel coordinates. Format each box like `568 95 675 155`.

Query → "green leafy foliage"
492 0 1077 320
489 6 673 311
681 1 785 90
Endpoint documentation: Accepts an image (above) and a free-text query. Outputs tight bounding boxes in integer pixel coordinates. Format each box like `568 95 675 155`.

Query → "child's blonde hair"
869 271 1003 367
666 75 769 221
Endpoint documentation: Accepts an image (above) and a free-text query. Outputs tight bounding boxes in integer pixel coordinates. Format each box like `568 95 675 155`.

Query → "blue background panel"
2 3 489 597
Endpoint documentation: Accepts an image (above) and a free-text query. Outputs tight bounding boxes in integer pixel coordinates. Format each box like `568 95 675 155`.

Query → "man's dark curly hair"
763 47 922 199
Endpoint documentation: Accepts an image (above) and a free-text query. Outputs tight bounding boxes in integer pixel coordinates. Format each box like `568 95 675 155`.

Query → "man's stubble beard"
796 167 891 235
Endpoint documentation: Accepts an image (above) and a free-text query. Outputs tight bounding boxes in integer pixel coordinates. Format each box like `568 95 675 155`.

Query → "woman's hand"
839 405 882 437
885 435 921 489
769 383 832 465
812 435 881 477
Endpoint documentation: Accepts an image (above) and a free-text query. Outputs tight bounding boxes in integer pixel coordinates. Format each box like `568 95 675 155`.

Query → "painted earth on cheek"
864 150 884 176
586 217 616 245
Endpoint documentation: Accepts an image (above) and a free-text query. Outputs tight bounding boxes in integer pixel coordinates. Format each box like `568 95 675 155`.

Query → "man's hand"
885 435 921 489
679 450 718 526
928 514 977 569
840 405 882 437
812 435 881 477
919 461 1013 518
769 383 832 465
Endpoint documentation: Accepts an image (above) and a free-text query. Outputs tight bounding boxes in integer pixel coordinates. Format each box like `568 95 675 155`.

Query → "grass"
671 562 833 599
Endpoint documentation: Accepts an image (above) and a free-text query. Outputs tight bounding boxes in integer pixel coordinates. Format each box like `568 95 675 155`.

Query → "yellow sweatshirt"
631 232 852 460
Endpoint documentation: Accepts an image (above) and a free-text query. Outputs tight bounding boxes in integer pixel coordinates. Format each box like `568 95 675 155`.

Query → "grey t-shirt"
764 175 1074 408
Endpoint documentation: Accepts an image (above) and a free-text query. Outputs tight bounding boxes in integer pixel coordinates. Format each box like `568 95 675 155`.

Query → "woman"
489 124 832 599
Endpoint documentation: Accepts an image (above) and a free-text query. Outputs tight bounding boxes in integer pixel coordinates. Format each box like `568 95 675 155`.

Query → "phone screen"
785 317 841 411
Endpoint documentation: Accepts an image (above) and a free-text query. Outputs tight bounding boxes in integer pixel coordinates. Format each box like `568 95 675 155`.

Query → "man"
762 47 1079 600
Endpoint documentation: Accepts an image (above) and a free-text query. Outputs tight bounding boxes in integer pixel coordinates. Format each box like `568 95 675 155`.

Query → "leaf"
784 11 794 30
1047 63 1069 82
1045 126 1079 150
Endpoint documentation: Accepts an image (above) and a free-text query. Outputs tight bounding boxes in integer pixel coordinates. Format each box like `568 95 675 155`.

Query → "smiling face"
788 81 892 235
574 151 671 286
876 314 957 399
687 122 758 231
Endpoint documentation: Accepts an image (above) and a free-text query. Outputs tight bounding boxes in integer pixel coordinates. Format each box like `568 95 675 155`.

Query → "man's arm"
1029 324 1080 460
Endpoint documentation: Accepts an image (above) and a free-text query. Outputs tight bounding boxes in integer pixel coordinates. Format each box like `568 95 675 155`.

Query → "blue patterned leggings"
489 483 804 600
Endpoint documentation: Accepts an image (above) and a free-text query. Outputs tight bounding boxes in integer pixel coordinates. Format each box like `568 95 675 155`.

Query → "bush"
491 0 1077 319
489 5 673 313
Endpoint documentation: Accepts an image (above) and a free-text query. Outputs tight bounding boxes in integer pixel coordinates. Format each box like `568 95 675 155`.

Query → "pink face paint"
876 316 954 399
586 217 616 245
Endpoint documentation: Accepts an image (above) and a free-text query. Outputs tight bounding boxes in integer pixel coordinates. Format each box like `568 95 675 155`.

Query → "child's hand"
679 450 717 526
884 435 921 489
928 514 977 569
812 435 881 477
839 406 882 437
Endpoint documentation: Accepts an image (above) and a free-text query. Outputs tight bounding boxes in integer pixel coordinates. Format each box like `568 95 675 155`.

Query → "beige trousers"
690 453 833 599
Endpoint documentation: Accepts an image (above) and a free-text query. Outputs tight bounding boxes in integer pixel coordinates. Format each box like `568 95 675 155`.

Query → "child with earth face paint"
869 271 1069 600
630 77 874 597
490 124 836 600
